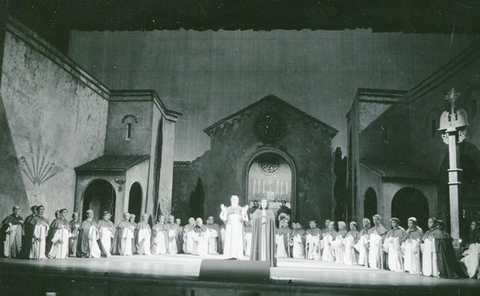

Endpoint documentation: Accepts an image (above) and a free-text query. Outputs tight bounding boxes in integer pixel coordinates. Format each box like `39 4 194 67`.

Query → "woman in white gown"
220 195 249 259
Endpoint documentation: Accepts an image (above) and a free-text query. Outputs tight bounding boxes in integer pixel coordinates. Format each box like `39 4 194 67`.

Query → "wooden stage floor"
1 254 479 295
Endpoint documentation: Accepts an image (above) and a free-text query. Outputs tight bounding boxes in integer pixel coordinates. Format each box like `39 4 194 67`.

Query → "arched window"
121 114 138 141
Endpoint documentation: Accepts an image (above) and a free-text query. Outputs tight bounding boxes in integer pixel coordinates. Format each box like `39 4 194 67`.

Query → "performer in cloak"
136 213 152 255
422 217 440 277
355 218 372 266
431 221 467 279
344 221 360 265
113 213 135 256
220 195 249 259
334 221 347 264
322 219 331 235
243 220 253 257
291 222 306 259
1 205 23 258
175 218 184 253
384 217 406 272
151 215 168 255
206 216 221 255
46 208 70 259
183 217 196 254
166 215 180 254
129 214 138 254
22 205 37 259
402 217 423 275
461 220 480 279
305 220 322 260
77 210 101 258
321 221 337 262
250 198 276 267
69 212 81 257
275 218 291 258
369 214 387 269
29 205 49 260
97 211 115 257
192 218 208 256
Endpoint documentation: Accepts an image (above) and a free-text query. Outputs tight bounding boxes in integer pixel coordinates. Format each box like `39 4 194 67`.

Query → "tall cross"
444 87 460 115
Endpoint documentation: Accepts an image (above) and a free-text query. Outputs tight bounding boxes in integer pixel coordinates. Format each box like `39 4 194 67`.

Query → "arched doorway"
391 188 429 231
128 182 143 223
364 188 377 221
83 179 116 222
246 151 293 220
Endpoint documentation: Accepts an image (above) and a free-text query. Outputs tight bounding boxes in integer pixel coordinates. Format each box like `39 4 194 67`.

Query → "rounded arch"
391 187 429 231
128 182 143 223
364 187 377 221
82 179 116 222
243 147 297 220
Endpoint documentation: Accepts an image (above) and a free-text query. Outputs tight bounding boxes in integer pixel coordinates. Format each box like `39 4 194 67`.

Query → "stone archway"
243 147 297 220
128 182 143 223
364 187 377 221
391 187 429 231
82 179 116 222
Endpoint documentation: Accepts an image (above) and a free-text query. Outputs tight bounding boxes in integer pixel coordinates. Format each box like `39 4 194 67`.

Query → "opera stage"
1 255 479 296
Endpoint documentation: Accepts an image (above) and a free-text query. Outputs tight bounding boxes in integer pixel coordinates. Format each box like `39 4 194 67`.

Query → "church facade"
172 95 338 226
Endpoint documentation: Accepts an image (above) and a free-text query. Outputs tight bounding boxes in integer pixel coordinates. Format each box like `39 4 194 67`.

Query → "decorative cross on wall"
444 87 461 114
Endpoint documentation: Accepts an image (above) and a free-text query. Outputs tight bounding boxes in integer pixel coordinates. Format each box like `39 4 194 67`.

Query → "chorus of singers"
1 204 479 279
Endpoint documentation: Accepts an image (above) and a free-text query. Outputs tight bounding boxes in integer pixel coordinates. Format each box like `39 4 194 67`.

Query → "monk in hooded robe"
152 215 169 255
250 199 276 267
306 220 322 261
321 221 337 262
402 217 423 275
355 218 372 266
98 211 115 257
69 212 81 257
1 206 23 258
291 222 306 259
113 213 135 256
384 218 406 272
369 214 387 269
275 218 291 258
22 205 37 259
47 209 71 259
166 215 180 254
29 205 49 260
206 216 221 255
77 210 101 258
334 221 348 264
344 221 360 265
136 213 152 255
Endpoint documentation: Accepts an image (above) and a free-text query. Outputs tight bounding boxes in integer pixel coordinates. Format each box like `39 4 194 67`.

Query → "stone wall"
0 18 109 220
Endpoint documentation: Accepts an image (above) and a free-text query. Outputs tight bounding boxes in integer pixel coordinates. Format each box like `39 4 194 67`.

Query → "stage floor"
1 254 479 295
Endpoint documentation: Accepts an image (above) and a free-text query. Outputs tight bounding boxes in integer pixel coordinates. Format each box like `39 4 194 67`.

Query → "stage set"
2 254 480 296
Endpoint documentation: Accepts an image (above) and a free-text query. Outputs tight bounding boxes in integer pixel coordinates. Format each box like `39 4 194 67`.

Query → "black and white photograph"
0 1 480 295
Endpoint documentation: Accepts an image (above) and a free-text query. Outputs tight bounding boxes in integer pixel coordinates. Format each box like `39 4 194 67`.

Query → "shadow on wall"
189 178 205 219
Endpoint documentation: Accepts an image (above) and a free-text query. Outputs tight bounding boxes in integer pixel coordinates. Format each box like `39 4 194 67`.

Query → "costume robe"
192 225 209 256
369 225 387 269
275 227 291 258
77 219 100 258
112 220 135 256
176 225 184 253
152 223 168 255
306 228 322 260
421 229 439 277
431 229 467 279
220 206 248 259
334 229 347 264
344 229 360 265
461 243 480 278
355 227 371 266
46 218 70 259
1 214 23 258
321 230 337 262
98 220 115 257
402 227 423 275
131 222 138 254
30 216 49 260
250 209 276 267
244 225 253 256
183 224 195 254
384 227 406 272
291 228 306 259
22 214 36 259
69 220 81 257
206 223 221 255
136 222 152 255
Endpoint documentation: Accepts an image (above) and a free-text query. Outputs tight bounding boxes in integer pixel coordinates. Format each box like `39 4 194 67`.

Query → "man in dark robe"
175 218 184 253
250 199 276 267
206 216 221 254
77 210 101 258
98 211 115 257
1 206 24 258
21 205 37 258
432 222 467 279
46 209 71 259
69 212 81 257
113 213 135 256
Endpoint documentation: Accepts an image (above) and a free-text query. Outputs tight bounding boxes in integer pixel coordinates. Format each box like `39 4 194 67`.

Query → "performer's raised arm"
219 204 228 221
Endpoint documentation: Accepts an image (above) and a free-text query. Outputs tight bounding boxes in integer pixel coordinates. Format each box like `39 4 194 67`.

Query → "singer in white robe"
152 215 168 255
402 217 423 275
421 218 439 277
220 195 249 259
78 210 101 258
182 218 196 254
291 223 306 259
136 214 152 255
244 221 253 256
112 213 135 256
344 221 360 265
321 222 337 262
334 221 347 264
206 216 221 255
166 215 180 254
305 220 322 260
29 206 49 260
384 218 406 272
47 209 71 259
369 214 387 269
191 218 208 256
275 219 291 258
355 218 372 266
97 212 115 257
1 206 23 258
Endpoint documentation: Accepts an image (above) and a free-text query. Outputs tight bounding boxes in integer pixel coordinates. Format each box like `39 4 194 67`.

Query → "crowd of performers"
1 203 479 280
